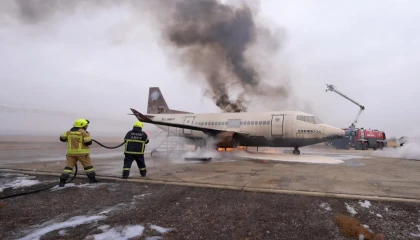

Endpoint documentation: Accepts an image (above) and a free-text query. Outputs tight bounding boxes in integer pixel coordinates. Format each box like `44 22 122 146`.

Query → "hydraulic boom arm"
326 84 365 129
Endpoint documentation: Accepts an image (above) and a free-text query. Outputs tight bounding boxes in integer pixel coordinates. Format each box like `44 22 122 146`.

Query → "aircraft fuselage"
147 111 344 148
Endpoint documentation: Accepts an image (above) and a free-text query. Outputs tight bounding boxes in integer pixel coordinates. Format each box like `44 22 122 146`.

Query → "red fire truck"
325 84 387 150
349 128 387 150
330 128 387 150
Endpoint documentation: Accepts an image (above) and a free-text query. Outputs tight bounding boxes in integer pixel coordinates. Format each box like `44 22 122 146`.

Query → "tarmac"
1 138 419 201
1 137 420 239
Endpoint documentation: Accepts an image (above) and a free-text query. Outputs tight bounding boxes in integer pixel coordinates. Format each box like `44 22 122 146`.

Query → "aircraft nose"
324 125 345 140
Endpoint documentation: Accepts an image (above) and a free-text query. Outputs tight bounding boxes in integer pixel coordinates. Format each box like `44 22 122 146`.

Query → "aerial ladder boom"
325 84 365 130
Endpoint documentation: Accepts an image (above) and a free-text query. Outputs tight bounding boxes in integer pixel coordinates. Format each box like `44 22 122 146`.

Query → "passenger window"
297 115 304 121
259 121 262 125
251 121 254 125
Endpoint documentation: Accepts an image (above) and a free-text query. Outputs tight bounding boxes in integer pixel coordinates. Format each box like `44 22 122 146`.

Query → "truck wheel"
362 142 368 150
379 142 384 149
356 142 362 150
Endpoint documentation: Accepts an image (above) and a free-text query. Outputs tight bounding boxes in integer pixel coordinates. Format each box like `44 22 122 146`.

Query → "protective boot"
122 169 130 179
87 172 99 184
59 174 69 187
140 169 147 177
59 178 67 187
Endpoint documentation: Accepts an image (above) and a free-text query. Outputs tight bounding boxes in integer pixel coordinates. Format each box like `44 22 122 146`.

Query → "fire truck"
329 128 387 150
325 84 387 150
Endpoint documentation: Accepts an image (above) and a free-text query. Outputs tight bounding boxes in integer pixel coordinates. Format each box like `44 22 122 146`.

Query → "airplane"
130 87 345 155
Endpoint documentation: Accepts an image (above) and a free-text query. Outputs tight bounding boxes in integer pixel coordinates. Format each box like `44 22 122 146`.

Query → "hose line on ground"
0 140 122 199
0 165 78 200
92 139 125 149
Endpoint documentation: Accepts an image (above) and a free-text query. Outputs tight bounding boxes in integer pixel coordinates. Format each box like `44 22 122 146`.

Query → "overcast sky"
1 0 419 138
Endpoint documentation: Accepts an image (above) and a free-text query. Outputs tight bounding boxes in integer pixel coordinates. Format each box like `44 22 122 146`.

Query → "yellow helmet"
134 121 143 128
74 119 89 128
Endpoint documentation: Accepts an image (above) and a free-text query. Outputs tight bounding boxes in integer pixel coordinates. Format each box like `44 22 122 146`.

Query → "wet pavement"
1 140 420 200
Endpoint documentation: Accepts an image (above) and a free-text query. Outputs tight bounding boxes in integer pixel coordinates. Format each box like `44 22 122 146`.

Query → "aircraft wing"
130 108 248 137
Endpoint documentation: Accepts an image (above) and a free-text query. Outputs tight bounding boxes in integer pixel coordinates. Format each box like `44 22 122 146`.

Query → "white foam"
359 200 371 208
58 230 66 236
90 225 145 240
98 225 111 231
134 193 152 199
17 215 106 240
146 237 163 240
150 225 175 234
99 203 129 215
411 225 420 237
245 154 344 164
345 203 357 216
319 202 331 211
0 174 40 192
50 183 108 191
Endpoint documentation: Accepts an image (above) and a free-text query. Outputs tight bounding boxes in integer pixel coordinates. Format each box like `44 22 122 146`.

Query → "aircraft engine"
214 132 239 148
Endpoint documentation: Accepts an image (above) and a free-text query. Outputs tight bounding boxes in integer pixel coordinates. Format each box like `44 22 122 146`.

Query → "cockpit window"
297 115 323 124
314 116 323 124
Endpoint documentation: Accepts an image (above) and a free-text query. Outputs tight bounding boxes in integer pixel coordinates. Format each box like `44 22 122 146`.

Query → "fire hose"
0 140 124 199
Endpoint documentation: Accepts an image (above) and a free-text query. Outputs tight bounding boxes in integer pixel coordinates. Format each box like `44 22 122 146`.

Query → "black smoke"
153 0 290 112
2 0 291 112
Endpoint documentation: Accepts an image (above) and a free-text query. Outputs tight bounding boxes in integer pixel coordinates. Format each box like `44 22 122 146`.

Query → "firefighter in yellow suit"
58 118 98 187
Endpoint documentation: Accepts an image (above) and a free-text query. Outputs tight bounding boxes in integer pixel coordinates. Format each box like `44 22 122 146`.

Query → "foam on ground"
0 173 40 192
345 203 357 216
89 225 145 240
17 215 106 240
150 225 175 234
50 183 109 191
244 154 345 164
319 202 332 211
359 200 371 208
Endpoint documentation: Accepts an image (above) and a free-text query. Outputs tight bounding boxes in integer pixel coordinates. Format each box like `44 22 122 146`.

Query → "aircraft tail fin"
147 87 193 114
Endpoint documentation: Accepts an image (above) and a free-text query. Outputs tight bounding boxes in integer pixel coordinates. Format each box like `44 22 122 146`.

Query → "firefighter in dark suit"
122 121 149 179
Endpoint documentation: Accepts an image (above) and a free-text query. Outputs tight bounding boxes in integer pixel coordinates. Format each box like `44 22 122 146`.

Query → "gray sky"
1 0 419 138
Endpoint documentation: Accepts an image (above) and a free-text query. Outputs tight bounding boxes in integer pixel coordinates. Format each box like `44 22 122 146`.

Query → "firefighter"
122 121 149 179
58 118 99 187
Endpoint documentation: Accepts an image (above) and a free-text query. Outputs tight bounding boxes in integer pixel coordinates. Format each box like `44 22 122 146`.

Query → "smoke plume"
146 0 291 112
2 0 292 113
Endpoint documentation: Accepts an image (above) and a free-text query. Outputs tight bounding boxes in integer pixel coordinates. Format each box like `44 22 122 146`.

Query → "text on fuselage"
297 130 321 133
161 118 175 121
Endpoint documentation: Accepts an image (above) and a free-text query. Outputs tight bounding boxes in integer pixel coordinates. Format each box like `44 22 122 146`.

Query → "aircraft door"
183 117 195 135
271 115 284 136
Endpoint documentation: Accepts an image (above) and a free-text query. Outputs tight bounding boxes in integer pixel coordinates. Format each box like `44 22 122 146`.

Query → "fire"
217 148 234 151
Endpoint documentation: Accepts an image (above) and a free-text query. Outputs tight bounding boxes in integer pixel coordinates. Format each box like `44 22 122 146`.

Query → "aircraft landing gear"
293 147 300 155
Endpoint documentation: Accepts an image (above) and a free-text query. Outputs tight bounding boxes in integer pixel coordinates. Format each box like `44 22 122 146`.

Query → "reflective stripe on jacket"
124 127 149 155
60 127 92 155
